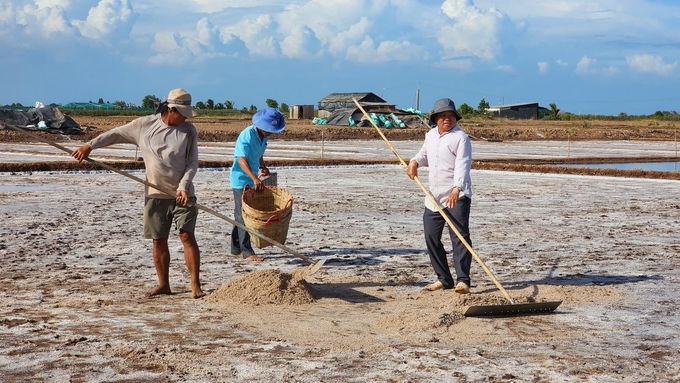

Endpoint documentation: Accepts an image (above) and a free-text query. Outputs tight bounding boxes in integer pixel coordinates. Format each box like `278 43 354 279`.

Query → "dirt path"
1 164 678 382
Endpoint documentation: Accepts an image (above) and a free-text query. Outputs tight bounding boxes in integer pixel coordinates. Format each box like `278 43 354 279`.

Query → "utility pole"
415 83 420 110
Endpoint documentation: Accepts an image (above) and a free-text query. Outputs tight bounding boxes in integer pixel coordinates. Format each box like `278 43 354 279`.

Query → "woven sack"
242 186 293 249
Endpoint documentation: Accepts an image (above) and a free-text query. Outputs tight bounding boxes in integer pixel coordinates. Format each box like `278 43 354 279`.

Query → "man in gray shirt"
71 88 205 299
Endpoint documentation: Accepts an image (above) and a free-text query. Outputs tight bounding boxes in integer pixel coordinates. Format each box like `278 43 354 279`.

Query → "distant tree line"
3 95 293 117
4 95 678 122
451 98 680 122
3 95 291 114
138 95 290 115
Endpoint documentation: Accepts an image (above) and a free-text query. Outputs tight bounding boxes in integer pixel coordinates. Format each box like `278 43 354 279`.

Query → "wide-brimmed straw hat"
167 88 197 118
253 107 286 133
430 98 463 123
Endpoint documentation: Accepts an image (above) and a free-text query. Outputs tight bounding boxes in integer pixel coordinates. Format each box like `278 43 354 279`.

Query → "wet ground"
1 136 679 381
2 116 680 381
2 137 680 183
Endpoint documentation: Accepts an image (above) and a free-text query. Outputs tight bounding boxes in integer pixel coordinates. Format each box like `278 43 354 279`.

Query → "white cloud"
626 54 677 75
601 66 620 76
473 0 680 78
345 37 426 63
437 0 508 61
9 2 73 38
274 1 380 58
182 0 295 14
151 31 180 54
219 14 279 57
35 0 70 7
576 55 621 76
576 55 595 74
148 32 192 66
0 4 14 28
2 0 678 88
208 0 426 62
280 25 322 59
71 0 135 41
216 31 249 58
328 17 371 56
31 4 72 36
252 36 279 57
148 18 226 65
196 17 220 48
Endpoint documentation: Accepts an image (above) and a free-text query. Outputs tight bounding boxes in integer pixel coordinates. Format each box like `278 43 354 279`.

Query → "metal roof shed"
487 102 540 119
318 92 393 117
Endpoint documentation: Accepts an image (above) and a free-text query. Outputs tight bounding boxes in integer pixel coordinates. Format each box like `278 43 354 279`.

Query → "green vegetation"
142 95 160 109
546 103 560 119
477 98 490 114
265 98 278 109
49 95 295 118
458 103 475 117
4 95 680 122
441 98 493 119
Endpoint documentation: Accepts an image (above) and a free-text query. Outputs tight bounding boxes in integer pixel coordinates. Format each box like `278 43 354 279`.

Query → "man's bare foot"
192 285 206 299
145 285 172 298
245 254 264 262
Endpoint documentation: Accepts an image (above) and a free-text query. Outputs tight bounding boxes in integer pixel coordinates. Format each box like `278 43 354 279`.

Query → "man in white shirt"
407 98 472 294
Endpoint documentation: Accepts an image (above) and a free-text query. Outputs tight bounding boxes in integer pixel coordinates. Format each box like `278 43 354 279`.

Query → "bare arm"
238 156 264 190
258 157 270 177
71 144 92 163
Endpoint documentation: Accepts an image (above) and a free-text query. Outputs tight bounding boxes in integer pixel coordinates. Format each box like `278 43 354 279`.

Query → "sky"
1 0 679 116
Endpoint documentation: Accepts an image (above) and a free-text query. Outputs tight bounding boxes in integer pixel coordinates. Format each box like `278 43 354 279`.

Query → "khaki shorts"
143 197 198 239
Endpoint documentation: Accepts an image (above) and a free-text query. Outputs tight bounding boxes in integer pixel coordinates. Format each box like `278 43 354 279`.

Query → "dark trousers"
423 197 472 288
231 188 254 257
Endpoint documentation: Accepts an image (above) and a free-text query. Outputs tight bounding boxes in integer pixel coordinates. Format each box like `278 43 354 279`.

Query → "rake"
2 122 325 277
351 99 561 317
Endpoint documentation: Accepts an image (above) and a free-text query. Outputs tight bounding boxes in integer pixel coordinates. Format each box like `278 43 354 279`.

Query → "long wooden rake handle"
2 122 317 265
351 99 515 304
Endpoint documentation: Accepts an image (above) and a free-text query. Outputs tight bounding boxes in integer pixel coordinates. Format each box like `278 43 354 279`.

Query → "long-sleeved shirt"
410 124 472 211
87 114 198 199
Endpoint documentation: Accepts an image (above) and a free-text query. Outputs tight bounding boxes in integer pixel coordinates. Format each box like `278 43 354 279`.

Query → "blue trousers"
423 197 472 288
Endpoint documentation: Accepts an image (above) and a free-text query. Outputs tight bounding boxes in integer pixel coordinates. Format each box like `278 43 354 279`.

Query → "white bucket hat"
167 88 197 118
